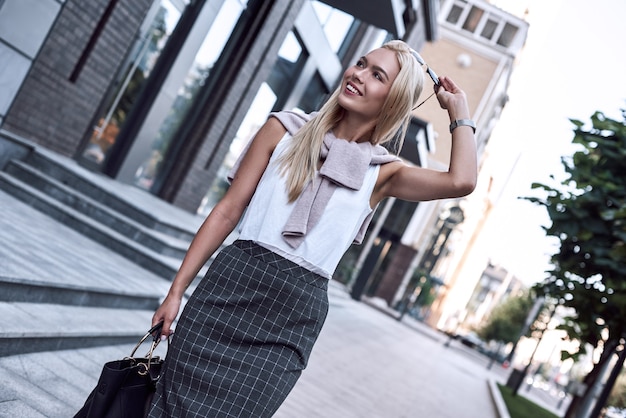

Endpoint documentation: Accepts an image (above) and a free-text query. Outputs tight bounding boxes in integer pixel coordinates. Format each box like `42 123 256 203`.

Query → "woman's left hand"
434 76 470 119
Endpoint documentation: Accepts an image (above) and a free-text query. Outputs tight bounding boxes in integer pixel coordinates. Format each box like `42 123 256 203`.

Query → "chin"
337 93 359 110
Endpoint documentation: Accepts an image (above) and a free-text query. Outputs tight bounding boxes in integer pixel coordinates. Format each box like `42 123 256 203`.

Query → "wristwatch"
449 119 476 134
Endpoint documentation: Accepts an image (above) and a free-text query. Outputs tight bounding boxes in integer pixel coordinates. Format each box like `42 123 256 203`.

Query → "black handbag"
74 322 167 418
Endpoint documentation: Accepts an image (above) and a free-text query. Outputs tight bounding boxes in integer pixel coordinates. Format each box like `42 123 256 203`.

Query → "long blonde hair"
278 40 425 202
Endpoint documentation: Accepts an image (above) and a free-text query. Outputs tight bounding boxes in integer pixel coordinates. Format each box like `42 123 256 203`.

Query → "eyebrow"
360 56 389 81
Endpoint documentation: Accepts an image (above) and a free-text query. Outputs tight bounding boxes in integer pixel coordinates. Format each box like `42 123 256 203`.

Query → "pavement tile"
0 359 72 418
0 401 47 418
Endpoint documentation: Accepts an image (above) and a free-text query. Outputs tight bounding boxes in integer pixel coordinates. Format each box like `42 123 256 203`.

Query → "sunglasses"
410 50 440 109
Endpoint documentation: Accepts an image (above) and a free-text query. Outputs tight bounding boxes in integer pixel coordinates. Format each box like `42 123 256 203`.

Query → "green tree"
525 109 626 418
477 291 535 345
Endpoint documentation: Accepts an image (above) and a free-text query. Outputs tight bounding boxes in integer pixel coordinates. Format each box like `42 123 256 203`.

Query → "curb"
488 378 511 418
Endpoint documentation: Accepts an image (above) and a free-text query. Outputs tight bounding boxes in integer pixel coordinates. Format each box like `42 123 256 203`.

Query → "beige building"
392 0 529 330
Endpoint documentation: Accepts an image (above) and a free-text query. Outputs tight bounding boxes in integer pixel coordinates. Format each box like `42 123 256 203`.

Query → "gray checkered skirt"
148 240 329 418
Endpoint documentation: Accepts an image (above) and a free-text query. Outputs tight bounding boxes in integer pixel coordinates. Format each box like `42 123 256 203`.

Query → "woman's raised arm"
374 75 477 205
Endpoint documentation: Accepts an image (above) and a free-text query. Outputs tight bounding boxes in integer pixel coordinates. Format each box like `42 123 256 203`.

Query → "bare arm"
373 76 477 205
152 117 287 337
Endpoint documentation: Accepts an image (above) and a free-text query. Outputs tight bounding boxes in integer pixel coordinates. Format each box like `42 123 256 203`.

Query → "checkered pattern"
148 240 329 417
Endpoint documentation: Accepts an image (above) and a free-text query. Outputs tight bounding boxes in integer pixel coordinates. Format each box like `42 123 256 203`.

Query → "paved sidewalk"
274 288 507 418
0 283 508 418
0 188 514 417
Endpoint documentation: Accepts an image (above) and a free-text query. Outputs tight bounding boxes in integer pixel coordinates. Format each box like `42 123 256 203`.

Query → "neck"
333 112 376 143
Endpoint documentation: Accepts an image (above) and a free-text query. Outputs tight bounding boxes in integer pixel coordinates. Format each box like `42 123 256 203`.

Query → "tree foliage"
525 109 626 417
477 291 535 344
526 110 626 357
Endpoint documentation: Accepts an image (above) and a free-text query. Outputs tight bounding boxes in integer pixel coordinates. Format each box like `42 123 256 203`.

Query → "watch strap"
449 119 476 134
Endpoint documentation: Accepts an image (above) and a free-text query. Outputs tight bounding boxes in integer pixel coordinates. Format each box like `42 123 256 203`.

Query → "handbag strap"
128 321 168 375
130 321 163 357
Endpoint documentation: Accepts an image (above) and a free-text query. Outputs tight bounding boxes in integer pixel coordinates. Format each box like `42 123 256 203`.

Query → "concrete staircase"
0 132 211 360
0 276 162 357
0 148 199 279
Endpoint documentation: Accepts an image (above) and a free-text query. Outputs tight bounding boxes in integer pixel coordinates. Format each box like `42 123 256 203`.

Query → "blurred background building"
0 0 528 334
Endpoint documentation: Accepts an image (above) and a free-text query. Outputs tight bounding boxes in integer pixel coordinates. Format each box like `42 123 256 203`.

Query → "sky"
477 0 626 284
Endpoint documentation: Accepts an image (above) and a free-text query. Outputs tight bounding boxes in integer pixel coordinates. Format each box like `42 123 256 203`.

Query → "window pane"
278 31 302 63
134 0 247 190
266 31 306 107
82 0 187 165
462 6 484 33
198 29 307 214
497 22 518 47
197 82 277 215
312 1 354 53
446 5 463 24
296 72 328 114
481 18 498 40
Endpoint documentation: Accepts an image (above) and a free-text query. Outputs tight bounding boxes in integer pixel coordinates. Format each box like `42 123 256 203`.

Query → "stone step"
4 159 190 259
0 364 67 418
0 188 177 295
0 172 183 279
26 150 199 242
0 302 159 357
0 276 161 310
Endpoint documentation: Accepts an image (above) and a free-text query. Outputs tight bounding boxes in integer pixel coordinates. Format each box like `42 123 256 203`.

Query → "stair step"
5 160 190 259
0 302 158 357
0 189 176 295
0 276 161 310
28 150 201 241
0 172 183 279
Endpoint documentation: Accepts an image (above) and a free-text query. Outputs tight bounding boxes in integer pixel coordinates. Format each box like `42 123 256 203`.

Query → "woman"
148 40 477 417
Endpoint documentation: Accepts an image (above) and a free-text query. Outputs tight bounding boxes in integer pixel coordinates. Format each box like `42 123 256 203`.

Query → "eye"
356 59 365 68
373 72 382 81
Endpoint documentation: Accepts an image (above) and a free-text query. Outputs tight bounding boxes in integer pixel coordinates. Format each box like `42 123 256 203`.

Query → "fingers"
153 312 174 339
434 75 467 108
152 295 181 340
161 321 173 341
437 76 460 93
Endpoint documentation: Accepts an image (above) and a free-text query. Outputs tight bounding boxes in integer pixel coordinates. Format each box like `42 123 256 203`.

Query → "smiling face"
338 47 400 121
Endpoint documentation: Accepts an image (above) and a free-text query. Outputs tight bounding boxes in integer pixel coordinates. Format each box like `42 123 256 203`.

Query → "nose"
351 67 365 83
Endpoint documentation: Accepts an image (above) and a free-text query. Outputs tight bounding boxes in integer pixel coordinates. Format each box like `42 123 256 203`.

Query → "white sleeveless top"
238 133 379 279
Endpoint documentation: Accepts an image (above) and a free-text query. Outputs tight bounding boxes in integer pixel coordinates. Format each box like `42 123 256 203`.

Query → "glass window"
134 0 248 190
81 0 188 165
265 31 305 104
497 22 519 47
278 31 302 63
0 44 30 117
197 82 277 215
197 30 311 215
296 72 327 114
462 6 484 33
446 4 464 25
481 18 498 40
311 1 354 54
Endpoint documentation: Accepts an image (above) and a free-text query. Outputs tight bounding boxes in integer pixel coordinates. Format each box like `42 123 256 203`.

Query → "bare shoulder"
254 116 288 151
229 117 286 185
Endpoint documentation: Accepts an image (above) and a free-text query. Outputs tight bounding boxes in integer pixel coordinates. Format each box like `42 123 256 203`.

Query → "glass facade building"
1 0 527 328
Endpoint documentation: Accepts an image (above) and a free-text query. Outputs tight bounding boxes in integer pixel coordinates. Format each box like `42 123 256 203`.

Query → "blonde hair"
278 40 425 202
